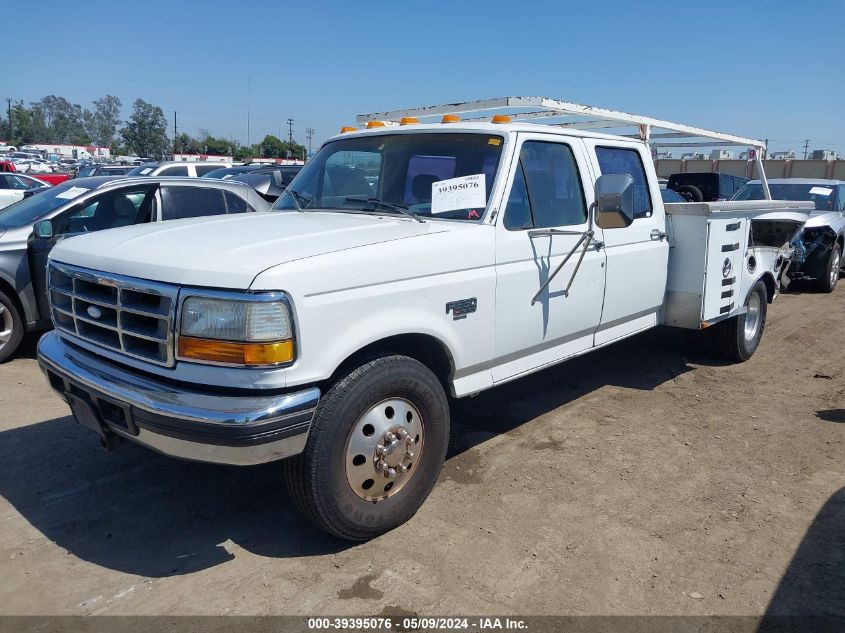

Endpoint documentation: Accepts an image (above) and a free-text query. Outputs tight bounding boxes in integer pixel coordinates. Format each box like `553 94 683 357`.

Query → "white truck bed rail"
357 96 773 197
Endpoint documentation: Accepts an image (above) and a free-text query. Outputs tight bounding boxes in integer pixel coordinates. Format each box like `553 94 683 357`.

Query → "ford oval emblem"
87 306 103 320
722 258 733 278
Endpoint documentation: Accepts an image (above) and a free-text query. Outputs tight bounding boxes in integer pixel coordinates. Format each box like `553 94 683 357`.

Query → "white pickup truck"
37 104 811 540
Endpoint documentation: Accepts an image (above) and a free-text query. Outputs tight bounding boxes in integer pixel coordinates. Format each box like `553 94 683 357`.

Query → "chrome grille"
48 262 178 366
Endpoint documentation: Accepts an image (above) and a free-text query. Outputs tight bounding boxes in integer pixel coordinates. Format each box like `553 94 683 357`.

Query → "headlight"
177 295 294 366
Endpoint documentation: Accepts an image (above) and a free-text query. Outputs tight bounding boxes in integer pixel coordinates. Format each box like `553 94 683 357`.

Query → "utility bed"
663 200 812 329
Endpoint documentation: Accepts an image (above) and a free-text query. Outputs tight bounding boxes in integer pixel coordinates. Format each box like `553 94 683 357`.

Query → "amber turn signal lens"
178 337 293 365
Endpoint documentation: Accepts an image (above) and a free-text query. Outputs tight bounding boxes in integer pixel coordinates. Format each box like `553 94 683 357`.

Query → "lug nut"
398 464 408 473
376 444 386 455
387 468 397 477
406 450 415 459
376 459 388 471
385 432 395 441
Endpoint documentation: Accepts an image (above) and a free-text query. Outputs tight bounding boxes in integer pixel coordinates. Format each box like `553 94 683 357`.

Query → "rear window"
596 146 653 219
160 165 190 177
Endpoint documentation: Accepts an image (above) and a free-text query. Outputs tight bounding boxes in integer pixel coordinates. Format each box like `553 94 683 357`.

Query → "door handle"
650 229 667 241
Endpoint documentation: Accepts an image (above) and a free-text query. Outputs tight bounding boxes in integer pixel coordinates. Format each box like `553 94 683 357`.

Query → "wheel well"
334 334 454 391
0 277 25 323
760 272 777 304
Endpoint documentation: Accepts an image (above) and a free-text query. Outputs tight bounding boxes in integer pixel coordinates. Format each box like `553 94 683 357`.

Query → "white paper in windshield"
431 174 486 215
140 167 153 175
809 186 833 197
55 186 90 200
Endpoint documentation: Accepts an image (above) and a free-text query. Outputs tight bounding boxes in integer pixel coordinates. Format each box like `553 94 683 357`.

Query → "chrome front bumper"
37 331 320 466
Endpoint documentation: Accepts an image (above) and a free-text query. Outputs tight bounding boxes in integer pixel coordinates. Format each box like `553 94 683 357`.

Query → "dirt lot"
0 286 842 617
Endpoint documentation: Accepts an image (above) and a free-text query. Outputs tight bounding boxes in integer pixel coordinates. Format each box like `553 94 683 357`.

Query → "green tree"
120 99 169 158
4 101 35 145
89 95 123 148
30 95 87 144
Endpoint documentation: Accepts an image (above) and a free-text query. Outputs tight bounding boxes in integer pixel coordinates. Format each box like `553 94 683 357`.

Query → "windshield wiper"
345 196 425 223
284 188 311 212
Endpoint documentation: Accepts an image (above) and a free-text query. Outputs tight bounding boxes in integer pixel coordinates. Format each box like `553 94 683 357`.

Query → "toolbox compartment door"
702 218 748 322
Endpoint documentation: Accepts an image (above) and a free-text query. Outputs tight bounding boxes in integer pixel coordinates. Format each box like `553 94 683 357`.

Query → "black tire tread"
815 244 841 293
0 289 24 364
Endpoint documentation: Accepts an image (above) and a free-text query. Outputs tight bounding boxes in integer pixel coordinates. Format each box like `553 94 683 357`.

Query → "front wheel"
716 280 768 362
816 244 841 293
0 290 24 363
284 354 450 541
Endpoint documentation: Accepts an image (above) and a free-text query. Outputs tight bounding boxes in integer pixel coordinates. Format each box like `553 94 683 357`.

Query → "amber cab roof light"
492 115 512 124
366 121 386 129
340 126 357 133
400 117 419 125
441 114 461 123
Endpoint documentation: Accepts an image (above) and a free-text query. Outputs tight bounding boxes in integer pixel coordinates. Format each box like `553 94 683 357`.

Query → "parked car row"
0 176 270 361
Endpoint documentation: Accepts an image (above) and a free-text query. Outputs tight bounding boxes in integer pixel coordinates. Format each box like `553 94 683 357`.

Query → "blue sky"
3 0 844 155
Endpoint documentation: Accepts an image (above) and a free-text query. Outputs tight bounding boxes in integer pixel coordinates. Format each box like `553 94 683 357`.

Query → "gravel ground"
0 286 842 616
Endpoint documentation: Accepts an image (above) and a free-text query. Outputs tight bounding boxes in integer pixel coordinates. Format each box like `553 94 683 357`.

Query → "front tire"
0 290 24 363
716 280 767 362
816 244 841 293
285 354 450 541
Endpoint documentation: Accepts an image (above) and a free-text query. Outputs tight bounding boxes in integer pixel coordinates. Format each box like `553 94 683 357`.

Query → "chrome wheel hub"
0 304 12 348
744 292 762 341
345 398 424 502
830 252 840 287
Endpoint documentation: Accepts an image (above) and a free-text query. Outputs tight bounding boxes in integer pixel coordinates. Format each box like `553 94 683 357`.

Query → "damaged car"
733 179 845 292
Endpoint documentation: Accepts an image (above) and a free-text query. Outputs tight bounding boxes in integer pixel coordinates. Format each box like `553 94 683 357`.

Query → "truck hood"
49 211 456 288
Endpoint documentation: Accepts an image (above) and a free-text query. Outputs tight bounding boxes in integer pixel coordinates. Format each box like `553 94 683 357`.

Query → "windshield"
272 132 504 221
0 181 90 228
733 182 837 211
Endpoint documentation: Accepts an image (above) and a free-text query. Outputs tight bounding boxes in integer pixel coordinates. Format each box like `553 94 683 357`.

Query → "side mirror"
595 174 635 229
33 219 54 239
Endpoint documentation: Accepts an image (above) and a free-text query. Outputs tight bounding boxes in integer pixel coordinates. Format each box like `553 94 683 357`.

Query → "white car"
0 173 51 209
13 159 50 174
127 161 233 178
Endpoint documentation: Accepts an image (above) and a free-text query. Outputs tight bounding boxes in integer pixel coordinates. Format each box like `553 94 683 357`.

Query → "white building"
24 144 111 160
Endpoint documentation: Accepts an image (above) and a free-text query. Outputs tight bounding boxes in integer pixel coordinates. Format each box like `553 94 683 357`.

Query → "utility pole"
286 118 294 144
305 127 314 156
5 98 12 142
247 75 251 149
803 139 810 160
173 111 178 152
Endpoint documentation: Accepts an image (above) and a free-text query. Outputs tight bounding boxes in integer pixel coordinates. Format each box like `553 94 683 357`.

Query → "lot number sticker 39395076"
431 174 486 215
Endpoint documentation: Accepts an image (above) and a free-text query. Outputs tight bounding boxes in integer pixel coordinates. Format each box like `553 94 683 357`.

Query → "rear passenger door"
583 141 669 345
157 185 250 221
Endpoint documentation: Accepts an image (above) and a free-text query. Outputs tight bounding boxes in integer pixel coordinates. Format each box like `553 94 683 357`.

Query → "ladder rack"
356 96 772 197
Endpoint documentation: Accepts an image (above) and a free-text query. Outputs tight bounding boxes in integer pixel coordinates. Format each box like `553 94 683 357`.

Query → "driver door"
28 185 156 319
493 134 606 383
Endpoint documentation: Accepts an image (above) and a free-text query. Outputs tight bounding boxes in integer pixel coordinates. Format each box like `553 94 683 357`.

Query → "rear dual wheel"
284 354 449 541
